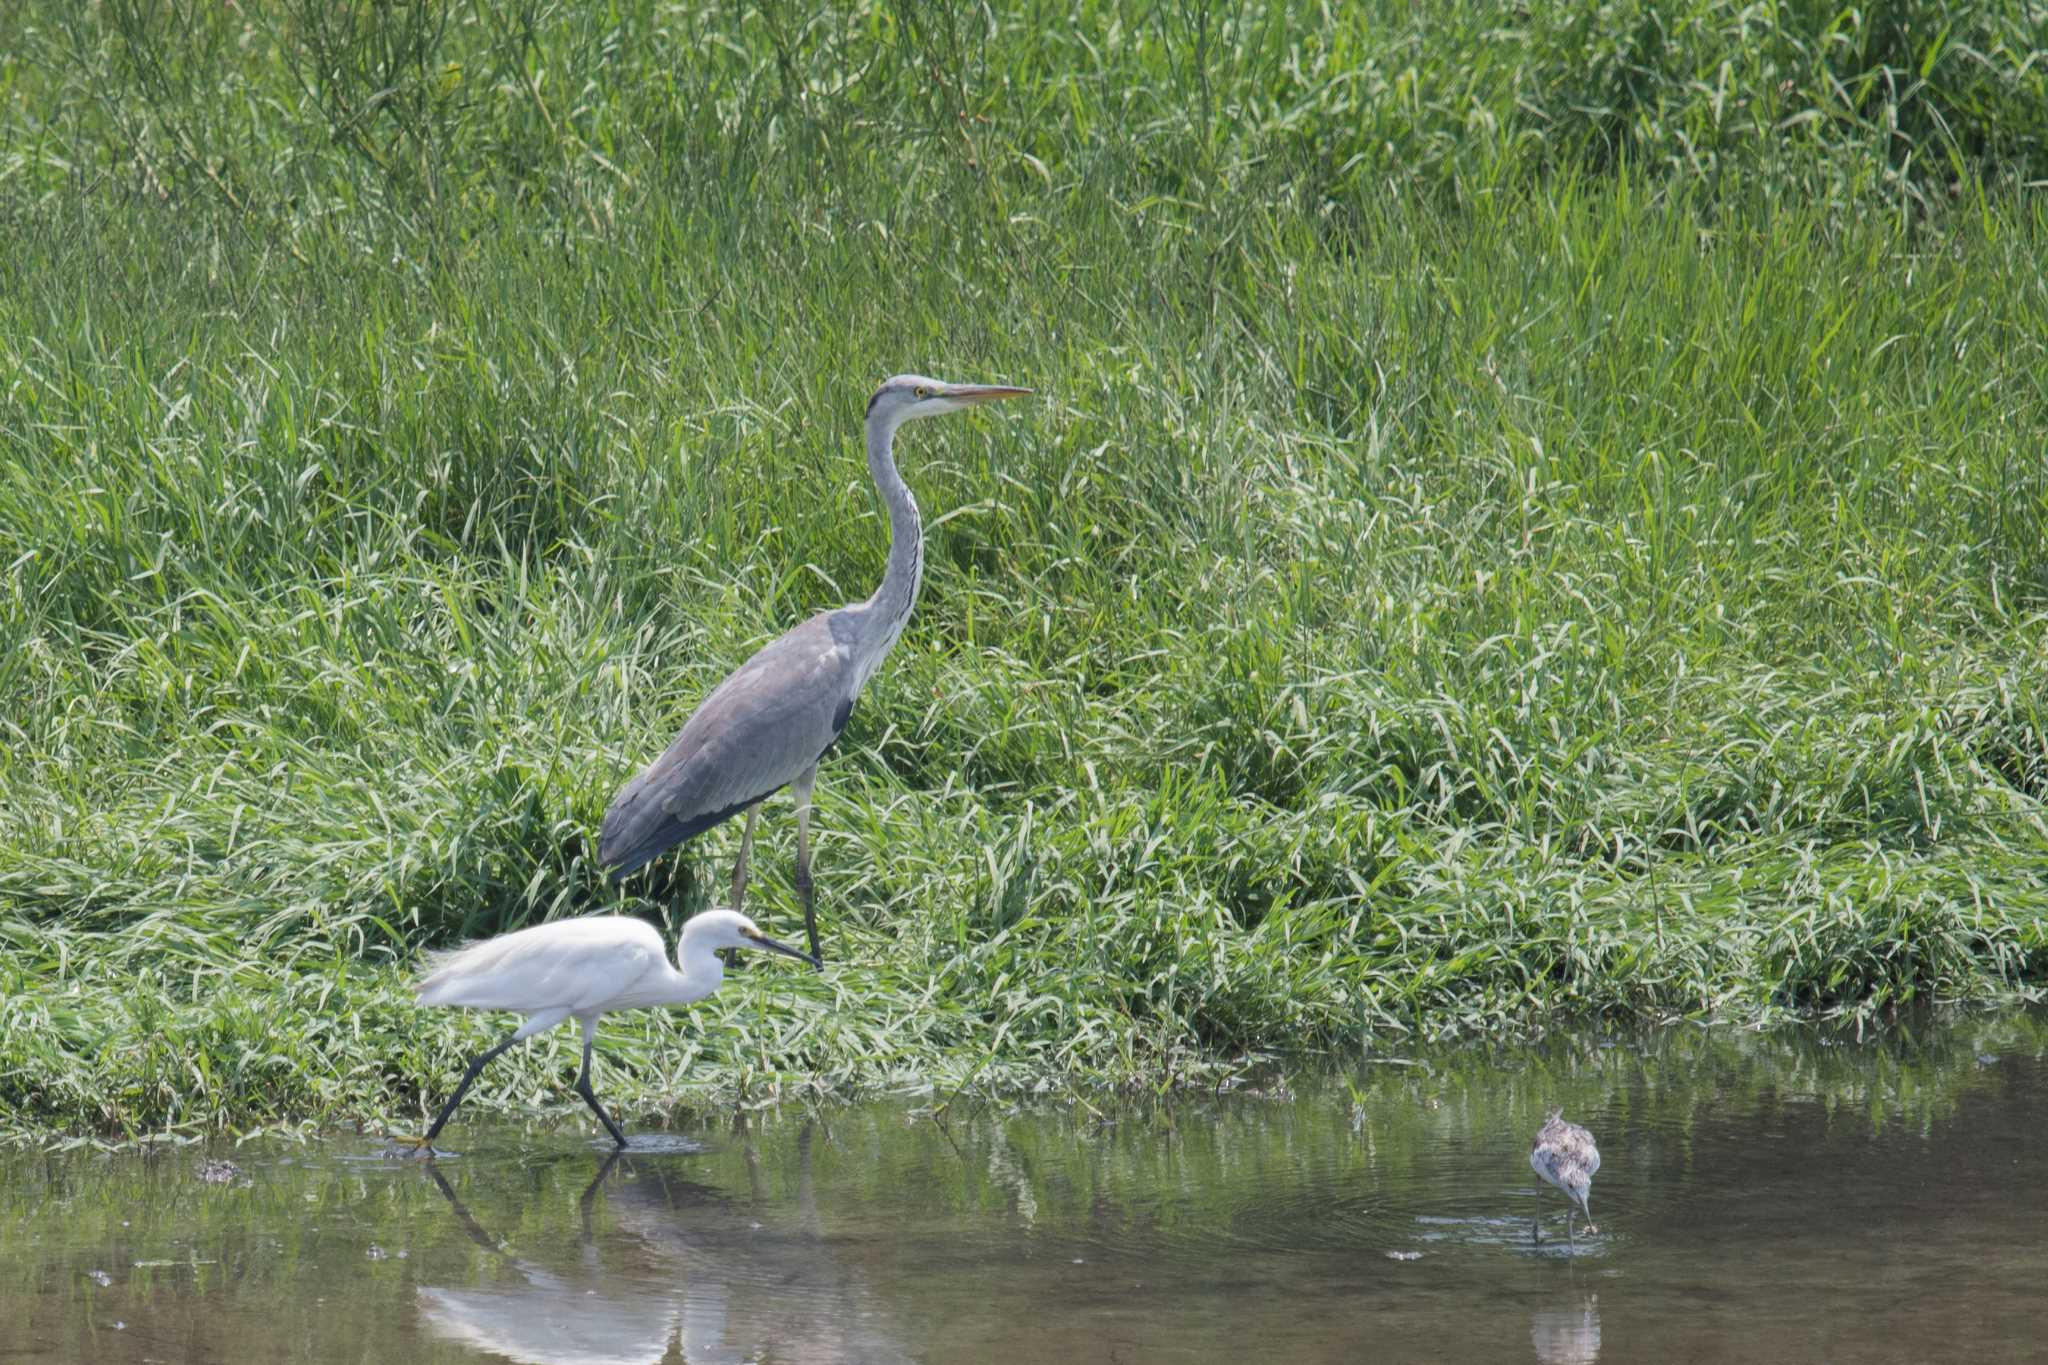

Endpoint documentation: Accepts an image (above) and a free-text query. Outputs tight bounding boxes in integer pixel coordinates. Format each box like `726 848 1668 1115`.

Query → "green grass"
2 0 2046 1142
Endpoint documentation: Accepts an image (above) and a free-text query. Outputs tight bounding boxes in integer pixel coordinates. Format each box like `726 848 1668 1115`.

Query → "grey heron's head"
865 373 1032 429
686 908 818 966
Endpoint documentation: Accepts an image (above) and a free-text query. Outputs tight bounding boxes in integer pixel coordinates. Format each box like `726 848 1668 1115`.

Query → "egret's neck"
671 937 724 1002
864 411 923 651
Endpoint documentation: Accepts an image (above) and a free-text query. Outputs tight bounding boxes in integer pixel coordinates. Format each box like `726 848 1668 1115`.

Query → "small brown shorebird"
1530 1110 1600 1243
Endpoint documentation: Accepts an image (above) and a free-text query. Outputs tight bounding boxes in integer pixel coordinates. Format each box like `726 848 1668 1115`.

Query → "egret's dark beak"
743 928 820 968
946 384 1032 404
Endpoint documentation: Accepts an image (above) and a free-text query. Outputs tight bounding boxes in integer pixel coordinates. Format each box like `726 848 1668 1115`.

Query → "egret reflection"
416 1132 910 1364
418 1154 677 1365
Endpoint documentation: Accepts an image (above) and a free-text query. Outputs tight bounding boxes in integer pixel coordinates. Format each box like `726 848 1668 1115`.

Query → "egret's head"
688 908 818 966
865 373 1032 429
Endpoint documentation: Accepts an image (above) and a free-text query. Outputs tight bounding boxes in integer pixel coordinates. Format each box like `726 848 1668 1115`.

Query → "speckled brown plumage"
1530 1110 1600 1241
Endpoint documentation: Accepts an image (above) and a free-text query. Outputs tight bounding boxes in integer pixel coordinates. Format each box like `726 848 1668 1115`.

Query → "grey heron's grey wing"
600 612 858 877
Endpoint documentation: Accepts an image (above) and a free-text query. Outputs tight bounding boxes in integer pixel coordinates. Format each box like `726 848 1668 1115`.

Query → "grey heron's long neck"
865 413 923 650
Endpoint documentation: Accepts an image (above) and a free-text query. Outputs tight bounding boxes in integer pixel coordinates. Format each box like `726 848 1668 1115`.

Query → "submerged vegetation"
1 0 2045 1140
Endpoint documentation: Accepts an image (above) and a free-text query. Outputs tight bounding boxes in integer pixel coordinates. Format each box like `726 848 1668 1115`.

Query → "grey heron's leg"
793 761 821 966
1532 1214 1541 1245
398 1030 523 1154
571 1018 629 1150
729 803 761 912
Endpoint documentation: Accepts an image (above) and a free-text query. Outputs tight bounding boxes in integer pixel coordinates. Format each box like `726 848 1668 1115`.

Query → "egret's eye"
913 386 930 399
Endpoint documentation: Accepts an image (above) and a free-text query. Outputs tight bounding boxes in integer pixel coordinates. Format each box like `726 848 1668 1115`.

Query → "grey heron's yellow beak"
741 926 820 968
945 384 1032 404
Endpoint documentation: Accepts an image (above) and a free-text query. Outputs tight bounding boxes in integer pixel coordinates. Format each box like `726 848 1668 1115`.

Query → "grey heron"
396 907 815 1153
599 374 1032 961
1529 1109 1600 1242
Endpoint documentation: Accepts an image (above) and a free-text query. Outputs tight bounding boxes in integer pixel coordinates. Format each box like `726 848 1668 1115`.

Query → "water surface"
6 1010 2046 1362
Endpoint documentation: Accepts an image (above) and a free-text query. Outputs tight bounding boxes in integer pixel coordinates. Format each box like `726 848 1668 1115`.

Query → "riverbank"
3 0 2045 1140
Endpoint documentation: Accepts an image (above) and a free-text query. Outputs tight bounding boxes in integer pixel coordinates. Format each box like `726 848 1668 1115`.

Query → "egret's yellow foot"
382 1134 442 1160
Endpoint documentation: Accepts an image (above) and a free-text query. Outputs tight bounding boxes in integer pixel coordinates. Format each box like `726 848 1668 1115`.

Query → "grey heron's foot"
1583 1222 1597 1235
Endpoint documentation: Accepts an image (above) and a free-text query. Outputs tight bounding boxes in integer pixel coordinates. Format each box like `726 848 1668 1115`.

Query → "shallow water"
6 1010 2047 1363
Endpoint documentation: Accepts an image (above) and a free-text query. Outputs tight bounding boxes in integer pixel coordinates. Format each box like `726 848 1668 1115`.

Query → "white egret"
397 907 815 1153
1529 1110 1600 1242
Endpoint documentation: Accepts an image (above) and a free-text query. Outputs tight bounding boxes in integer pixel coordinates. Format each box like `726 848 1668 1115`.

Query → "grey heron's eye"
913 385 930 399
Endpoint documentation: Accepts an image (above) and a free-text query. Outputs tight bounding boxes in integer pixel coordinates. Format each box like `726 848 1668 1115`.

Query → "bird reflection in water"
1530 1294 1601 1365
418 1152 677 1365
416 1126 910 1364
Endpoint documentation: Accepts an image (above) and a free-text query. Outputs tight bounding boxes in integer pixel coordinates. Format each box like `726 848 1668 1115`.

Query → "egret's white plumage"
1529 1110 1601 1242
420 917 682 1018
599 375 1032 963
400 908 814 1154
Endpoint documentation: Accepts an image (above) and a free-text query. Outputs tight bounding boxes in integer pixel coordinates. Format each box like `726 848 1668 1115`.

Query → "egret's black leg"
793 762 822 967
399 1031 522 1155
572 1029 629 1149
